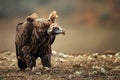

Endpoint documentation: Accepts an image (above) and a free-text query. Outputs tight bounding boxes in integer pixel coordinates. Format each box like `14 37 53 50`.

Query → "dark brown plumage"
15 11 65 70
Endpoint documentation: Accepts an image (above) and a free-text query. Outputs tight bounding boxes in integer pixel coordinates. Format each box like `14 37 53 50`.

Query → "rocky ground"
0 50 120 80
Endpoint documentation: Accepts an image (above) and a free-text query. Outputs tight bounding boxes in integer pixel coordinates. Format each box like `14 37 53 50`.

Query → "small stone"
68 55 74 58
75 71 81 76
113 58 120 63
88 55 94 60
110 66 120 73
113 66 120 69
101 68 107 73
115 52 120 57
92 65 107 73
52 50 58 56
105 50 115 55
100 55 106 59
32 67 37 72
59 53 68 58
107 55 113 58
69 74 72 79
59 58 66 63
77 55 82 59
92 53 99 58
36 72 41 75
89 71 97 75
44 67 50 71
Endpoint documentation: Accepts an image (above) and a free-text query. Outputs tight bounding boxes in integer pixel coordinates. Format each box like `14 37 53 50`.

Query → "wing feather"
15 21 34 60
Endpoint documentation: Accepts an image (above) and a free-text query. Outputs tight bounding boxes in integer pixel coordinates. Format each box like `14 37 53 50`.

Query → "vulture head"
26 11 65 39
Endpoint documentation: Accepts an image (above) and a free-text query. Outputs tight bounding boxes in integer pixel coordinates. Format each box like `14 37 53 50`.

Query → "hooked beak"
54 27 65 35
47 26 65 35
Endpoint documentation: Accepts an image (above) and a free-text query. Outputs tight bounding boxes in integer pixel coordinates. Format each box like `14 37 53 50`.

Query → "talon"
31 67 36 72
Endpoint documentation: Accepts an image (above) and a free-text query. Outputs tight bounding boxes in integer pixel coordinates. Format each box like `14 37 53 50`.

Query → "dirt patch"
0 51 120 80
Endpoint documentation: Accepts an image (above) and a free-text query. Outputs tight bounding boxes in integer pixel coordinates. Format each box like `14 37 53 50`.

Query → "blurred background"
0 0 120 53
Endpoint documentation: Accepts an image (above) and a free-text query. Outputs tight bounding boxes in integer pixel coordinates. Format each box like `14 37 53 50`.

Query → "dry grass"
0 50 120 80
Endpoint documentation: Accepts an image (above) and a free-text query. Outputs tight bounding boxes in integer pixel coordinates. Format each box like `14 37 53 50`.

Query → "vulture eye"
53 27 59 31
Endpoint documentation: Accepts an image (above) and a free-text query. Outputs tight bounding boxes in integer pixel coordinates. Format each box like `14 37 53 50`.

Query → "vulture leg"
41 54 51 67
18 60 27 70
27 56 36 70
15 43 27 70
